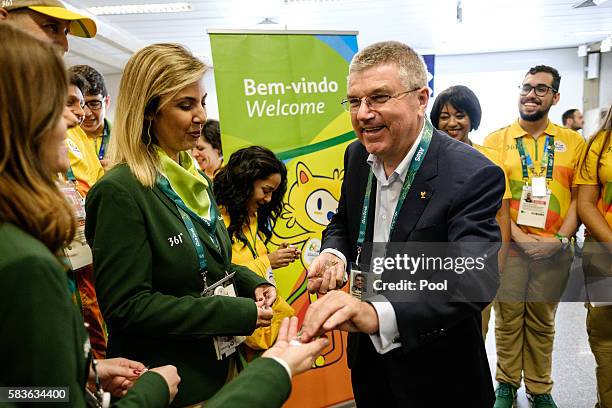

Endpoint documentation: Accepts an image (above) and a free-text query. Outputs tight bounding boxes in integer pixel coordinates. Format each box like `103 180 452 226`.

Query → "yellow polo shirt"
574 131 612 230
473 143 512 200
66 126 104 197
484 120 585 237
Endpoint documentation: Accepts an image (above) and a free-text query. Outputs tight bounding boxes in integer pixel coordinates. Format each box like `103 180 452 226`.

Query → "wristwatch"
555 233 570 250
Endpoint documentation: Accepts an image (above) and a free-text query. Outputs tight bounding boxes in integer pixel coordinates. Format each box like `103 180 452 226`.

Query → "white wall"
101 70 220 123
102 73 121 122
432 48 584 145
599 52 612 109
102 47 585 139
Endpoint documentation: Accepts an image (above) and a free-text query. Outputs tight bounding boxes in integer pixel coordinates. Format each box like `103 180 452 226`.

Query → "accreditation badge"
349 263 369 300
201 272 246 359
59 182 92 270
64 219 93 270
531 176 547 197
516 185 550 229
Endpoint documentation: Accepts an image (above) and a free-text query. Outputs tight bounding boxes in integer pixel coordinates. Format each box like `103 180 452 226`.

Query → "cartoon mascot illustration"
271 161 345 367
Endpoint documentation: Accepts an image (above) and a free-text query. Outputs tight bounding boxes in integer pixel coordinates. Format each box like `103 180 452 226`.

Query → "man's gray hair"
349 41 428 90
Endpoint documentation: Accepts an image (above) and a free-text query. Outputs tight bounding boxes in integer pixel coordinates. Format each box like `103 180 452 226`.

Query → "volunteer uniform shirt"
66 125 104 197
484 120 585 237
473 143 512 200
574 131 612 230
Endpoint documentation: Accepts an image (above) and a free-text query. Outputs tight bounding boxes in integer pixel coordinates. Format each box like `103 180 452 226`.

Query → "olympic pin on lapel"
420 191 427 199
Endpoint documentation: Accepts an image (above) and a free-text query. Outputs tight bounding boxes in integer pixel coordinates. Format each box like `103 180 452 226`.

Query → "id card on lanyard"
515 135 554 229
349 118 434 299
157 175 242 359
60 170 93 271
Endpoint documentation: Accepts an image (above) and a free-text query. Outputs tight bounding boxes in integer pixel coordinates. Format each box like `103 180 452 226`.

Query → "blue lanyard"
96 122 110 161
515 135 554 181
357 118 434 261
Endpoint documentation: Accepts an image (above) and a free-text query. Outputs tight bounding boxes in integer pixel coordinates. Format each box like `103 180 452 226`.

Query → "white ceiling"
64 0 612 75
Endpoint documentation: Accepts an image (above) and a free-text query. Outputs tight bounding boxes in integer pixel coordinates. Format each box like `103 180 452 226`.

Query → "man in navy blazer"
301 41 505 407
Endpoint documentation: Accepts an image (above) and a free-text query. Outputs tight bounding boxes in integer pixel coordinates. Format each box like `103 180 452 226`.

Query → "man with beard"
484 65 585 408
562 108 584 132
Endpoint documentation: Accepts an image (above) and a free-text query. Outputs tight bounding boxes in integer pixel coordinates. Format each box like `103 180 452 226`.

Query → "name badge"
59 182 92 270
64 219 93 271
516 185 550 229
531 177 547 197
349 264 368 300
201 273 245 359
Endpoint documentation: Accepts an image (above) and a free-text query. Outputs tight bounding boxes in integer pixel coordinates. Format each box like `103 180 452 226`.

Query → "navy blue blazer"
322 128 504 407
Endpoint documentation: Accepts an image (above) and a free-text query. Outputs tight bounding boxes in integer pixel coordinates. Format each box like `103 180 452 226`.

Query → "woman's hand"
255 300 273 327
89 357 143 397
254 284 277 307
262 317 329 377
268 243 300 269
150 365 181 404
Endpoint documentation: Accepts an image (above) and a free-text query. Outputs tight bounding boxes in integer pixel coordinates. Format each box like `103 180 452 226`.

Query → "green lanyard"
242 222 260 259
157 175 222 287
515 135 554 181
356 118 433 262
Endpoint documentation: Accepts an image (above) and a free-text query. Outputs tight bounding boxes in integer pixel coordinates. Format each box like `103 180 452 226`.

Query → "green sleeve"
0 254 87 407
86 178 258 339
113 371 169 408
206 358 291 408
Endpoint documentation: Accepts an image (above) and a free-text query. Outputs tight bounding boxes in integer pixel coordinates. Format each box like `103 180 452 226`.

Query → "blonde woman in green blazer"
85 44 276 407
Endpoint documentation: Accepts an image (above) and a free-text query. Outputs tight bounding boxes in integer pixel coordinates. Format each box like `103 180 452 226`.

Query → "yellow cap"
3 0 97 38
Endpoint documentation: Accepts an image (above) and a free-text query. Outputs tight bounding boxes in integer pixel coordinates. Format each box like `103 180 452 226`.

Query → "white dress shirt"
323 121 426 354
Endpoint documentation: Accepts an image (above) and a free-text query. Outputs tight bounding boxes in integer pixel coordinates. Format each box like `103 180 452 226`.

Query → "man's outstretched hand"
299 291 379 342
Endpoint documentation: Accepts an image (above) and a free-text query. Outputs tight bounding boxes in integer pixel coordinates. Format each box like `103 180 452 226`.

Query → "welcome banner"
209 30 358 407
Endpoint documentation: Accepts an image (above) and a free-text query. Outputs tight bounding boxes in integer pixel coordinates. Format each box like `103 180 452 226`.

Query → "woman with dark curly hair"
214 146 298 352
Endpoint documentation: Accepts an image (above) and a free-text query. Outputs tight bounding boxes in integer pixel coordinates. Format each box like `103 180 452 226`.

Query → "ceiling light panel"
87 2 192 16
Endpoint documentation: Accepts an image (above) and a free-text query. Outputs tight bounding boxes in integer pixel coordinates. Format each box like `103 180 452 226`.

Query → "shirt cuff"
268 356 292 379
320 248 348 282
367 294 402 354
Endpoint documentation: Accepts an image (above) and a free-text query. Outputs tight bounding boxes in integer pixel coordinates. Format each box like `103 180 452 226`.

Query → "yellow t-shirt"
574 131 612 230
484 120 585 237
66 126 104 197
220 208 294 350
473 143 512 200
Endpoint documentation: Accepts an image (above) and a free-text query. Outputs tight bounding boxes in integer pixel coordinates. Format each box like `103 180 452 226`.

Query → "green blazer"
0 223 168 407
85 165 268 407
207 358 291 408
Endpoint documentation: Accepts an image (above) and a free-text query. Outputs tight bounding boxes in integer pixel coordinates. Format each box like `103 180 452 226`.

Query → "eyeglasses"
341 87 421 113
518 84 557 97
84 100 104 111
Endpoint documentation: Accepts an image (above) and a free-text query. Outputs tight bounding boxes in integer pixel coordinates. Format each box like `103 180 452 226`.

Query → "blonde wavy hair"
108 43 208 187
349 41 428 90
0 24 75 255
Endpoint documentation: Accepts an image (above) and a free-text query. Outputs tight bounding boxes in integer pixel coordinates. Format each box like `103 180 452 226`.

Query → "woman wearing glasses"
85 43 278 407
431 85 512 339
0 24 180 407
576 107 612 408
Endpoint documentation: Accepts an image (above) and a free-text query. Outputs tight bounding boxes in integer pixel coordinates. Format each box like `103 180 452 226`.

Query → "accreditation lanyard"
96 122 110 161
515 135 555 181
356 119 433 264
66 166 77 182
156 176 223 286
241 222 260 260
